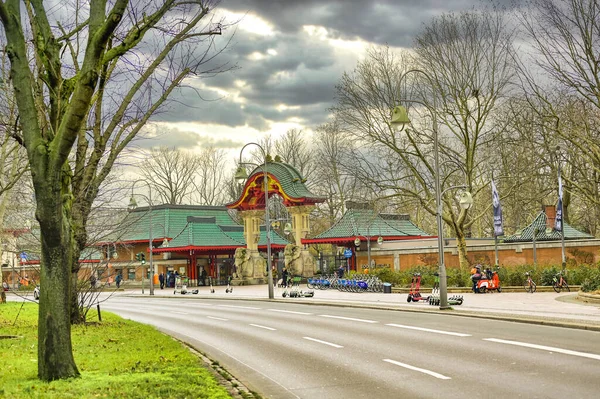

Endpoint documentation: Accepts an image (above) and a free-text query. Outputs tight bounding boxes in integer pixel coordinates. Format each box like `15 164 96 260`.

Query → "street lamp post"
235 143 274 299
390 69 473 309
128 181 153 295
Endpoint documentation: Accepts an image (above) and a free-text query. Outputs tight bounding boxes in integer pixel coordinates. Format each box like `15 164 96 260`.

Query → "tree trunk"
455 230 470 271
36 188 79 380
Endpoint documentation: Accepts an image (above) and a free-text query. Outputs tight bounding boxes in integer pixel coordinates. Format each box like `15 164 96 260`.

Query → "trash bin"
383 283 392 294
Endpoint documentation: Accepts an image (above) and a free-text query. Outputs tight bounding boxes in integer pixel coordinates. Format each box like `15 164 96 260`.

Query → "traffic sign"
343 249 353 258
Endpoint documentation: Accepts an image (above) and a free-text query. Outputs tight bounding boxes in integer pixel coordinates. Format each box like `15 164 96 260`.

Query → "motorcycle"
476 268 502 293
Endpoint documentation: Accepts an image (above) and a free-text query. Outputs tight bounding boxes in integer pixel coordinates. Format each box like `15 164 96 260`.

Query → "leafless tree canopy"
141 146 199 205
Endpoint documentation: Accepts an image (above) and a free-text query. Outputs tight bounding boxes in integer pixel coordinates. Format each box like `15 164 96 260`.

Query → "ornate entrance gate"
227 159 325 283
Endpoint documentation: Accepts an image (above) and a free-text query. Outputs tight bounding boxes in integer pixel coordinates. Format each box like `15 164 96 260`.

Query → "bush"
580 267 600 292
369 263 600 289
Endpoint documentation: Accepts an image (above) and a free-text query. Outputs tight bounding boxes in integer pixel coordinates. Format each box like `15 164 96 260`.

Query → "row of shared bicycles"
306 275 386 292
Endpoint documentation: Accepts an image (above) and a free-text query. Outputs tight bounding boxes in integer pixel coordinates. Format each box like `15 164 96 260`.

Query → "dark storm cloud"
156 0 503 132
220 0 492 47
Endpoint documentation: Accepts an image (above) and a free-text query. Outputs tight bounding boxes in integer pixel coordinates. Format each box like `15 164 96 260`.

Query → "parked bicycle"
552 272 570 293
523 271 536 293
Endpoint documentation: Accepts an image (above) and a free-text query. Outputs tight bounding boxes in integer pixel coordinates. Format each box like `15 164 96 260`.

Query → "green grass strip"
0 302 232 398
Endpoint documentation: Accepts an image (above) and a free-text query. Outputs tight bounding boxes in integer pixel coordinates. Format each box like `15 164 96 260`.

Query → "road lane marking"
267 309 312 315
207 316 228 321
218 305 261 310
386 323 471 337
171 311 189 315
250 324 276 331
303 337 343 348
319 315 378 323
484 338 600 361
383 359 451 380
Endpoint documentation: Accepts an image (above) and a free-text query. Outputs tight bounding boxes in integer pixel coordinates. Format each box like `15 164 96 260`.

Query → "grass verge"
0 302 238 398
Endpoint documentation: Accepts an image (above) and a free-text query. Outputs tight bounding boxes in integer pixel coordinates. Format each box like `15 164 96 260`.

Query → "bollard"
97 304 102 322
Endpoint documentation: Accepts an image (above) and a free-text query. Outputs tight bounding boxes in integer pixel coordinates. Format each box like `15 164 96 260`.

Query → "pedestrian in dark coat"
282 267 289 288
159 272 165 289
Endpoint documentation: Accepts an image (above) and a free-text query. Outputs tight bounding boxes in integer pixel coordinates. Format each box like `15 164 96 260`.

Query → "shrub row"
365 264 600 292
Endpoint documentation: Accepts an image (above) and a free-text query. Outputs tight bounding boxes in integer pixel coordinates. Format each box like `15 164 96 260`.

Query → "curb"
578 292 600 305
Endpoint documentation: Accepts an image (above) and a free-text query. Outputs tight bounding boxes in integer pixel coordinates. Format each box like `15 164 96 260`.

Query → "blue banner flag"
555 172 563 232
492 180 504 237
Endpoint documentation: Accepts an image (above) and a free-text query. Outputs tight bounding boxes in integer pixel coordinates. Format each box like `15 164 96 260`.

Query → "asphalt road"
102 295 600 399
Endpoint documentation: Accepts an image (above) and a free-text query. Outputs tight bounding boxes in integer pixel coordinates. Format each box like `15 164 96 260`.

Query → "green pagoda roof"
116 204 290 252
503 212 593 243
227 161 325 210
303 204 432 244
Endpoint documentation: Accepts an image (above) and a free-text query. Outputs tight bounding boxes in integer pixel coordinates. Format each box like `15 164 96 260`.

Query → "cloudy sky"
145 0 503 157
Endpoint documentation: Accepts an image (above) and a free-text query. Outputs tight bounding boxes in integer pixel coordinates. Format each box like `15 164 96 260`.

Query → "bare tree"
140 146 199 205
333 8 517 270
516 0 600 235
311 121 361 226
193 145 228 205
0 0 232 381
274 128 315 182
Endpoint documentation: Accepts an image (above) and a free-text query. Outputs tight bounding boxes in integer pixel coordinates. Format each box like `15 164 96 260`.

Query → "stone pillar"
239 210 264 251
233 210 267 284
287 205 315 246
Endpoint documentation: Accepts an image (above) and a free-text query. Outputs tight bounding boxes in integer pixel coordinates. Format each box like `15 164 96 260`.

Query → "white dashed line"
383 359 451 380
218 305 261 310
250 324 276 331
319 315 378 323
303 337 343 348
267 309 313 315
484 338 600 361
386 323 471 337
207 316 228 321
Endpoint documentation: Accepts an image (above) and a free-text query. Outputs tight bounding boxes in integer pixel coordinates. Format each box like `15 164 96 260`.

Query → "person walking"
200 268 207 286
115 273 122 289
159 272 165 289
90 274 97 289
282 267 289 288
337 265 345 279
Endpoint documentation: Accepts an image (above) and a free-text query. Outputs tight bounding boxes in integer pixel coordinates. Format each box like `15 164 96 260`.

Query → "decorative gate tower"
226 159 325 283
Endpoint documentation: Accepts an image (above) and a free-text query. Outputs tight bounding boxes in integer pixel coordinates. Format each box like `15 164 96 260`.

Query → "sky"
143 0 503 158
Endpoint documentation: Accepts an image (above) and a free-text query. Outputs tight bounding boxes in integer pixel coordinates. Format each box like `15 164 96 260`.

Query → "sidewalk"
126 283 600 330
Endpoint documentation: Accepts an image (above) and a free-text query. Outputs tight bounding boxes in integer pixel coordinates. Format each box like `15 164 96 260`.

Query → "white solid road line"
484 338 600 361
207 316 228 321
267 309 313 315
319 315 378 323
303 337 344 348
386 323 471 337
250 324 277 331
383 359 452 380
218 304 261 310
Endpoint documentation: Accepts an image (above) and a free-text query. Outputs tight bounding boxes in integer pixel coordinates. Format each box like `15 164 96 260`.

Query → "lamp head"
283 223 292 235
459 191 474 210
127 196 138 211
390 105 411 125
354 237 361 247
377 236 384 245
234 166 248 181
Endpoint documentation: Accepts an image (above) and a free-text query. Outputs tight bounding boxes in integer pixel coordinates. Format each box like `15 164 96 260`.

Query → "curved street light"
234 143 274 299
390 69 473 309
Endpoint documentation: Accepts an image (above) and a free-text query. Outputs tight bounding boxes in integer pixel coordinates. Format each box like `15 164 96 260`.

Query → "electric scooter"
407 273 429 303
